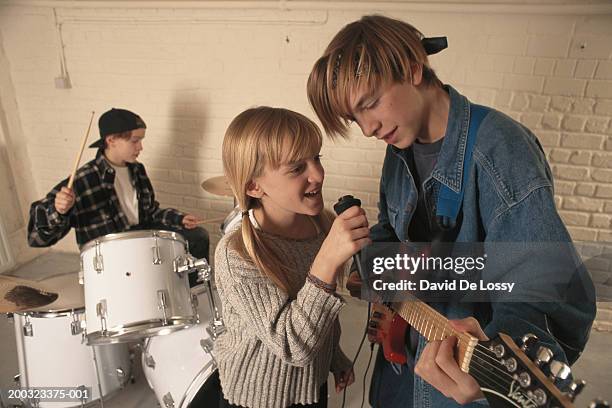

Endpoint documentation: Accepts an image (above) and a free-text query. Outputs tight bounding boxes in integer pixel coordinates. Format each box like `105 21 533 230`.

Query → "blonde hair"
222 106 334 297
307 14 443 138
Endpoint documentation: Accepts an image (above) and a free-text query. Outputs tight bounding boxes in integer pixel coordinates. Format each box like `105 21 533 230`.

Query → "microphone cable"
341 302 373 408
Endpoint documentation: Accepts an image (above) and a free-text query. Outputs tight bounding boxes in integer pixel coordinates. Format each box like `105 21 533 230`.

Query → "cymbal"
0 275 58 313
201 176 234 197
28 273 84 312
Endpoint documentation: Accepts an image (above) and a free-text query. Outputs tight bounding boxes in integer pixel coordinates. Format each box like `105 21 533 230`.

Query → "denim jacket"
369 86 596 408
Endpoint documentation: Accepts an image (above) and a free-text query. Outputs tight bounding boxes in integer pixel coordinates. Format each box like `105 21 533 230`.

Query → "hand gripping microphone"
333 195 366 281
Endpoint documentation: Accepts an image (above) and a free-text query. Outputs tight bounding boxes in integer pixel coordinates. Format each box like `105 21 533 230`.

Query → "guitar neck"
392 299 478 373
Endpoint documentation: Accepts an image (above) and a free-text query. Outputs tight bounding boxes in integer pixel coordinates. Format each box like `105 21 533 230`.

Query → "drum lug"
116 367 127 387
152 233 163 265
144 353 156 369
162 392 175 408
13 373 20 385
71 313 84 336
94 240 104 274
96 299 108 334
200 338 214 354
157 290 170 325
23 315 33 337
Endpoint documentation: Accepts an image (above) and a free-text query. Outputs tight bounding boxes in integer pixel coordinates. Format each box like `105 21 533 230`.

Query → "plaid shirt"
28 152 185 247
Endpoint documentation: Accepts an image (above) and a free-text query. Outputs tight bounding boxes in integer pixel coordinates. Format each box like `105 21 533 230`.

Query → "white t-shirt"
110 163 139 226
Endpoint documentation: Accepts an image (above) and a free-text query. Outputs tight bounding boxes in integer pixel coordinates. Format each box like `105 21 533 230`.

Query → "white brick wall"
0 3 610 313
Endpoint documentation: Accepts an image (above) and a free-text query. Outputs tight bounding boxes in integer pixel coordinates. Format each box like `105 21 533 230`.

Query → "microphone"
333 195 366 281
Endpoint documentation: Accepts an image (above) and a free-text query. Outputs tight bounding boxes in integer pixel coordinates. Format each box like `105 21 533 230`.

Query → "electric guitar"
368 301 591 408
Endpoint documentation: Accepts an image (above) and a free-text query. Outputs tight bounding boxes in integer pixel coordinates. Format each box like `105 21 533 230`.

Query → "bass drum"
142 285 222 408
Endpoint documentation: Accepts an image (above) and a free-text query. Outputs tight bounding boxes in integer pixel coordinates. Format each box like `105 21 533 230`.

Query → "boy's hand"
414 317 487 405
182 214 200 229
54 187 75 214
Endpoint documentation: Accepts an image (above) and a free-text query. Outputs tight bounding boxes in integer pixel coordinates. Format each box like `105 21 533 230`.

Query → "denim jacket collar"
391 85 470 194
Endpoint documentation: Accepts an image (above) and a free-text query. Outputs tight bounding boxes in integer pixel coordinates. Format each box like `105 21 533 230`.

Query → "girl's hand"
311 206 370 283
333 367 355 393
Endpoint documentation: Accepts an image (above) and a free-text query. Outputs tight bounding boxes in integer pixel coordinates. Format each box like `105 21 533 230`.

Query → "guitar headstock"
469 333 586 408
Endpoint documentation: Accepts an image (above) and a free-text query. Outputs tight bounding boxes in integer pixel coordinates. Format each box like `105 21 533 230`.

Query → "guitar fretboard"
392 299 478 373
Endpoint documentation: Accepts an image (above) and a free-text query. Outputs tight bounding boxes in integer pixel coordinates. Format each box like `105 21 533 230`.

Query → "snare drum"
12 273 131 407
142 285 221 408
80 230 198 345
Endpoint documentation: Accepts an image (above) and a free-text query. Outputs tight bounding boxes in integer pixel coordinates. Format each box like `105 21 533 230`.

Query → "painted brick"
510 93 529 111
561 133 604 149
520 112 542 129
569 151 593 166
550 96 573 112
541 114 562 130
592 153 612 169
586 118 610 134
572 99 596 115
550 149 571 163
595 61 612 80
488 35 527 55
527 35 571 58
553 165 589 181
494 90 512 108
600 231 612 243
554 59 577 77
513 57 535 75
596 186 612 199
591 214 612 229
570 35 612 59
574 185 596 201
605 202 612 213
535 131 561 147
595 100 612 116
586 80 612 98
554 180 575 195
575 60 598 79
534 58 555 76
504 74 544 93
606 139 612 151
561 116 587 132
543 78 586 96
529 95 549 112
593 169 612 183
568 227 598 241
559 211 590 226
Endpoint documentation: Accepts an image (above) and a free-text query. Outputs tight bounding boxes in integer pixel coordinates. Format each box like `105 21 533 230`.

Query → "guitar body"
368 303 409 365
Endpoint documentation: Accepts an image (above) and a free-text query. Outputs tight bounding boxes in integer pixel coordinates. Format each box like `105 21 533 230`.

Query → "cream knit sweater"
213 227 352 408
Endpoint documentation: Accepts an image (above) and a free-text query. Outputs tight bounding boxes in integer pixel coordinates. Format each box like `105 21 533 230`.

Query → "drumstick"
67 111 95 189
195 216 228 225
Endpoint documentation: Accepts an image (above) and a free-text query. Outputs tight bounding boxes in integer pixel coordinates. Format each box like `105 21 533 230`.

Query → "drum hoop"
86 317 198 345
179 360 217 408
80 230 187 252
17 307 85 319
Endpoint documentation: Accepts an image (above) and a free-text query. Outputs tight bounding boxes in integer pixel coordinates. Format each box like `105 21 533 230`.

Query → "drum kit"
1 176 237 408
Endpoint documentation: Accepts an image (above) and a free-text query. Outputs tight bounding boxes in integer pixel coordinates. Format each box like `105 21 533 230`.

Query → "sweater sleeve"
27 178 73 247
215 238 345 367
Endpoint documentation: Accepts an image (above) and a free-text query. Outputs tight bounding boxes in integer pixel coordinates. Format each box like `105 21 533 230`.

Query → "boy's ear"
411 63 423 86
246 180 264 199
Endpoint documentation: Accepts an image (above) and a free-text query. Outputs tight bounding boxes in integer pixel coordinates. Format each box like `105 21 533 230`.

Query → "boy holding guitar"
307 15 596 407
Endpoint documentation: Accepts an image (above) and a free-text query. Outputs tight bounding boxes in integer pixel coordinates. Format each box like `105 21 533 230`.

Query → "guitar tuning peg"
549 360 571 381
534 346 553 367
589 398 609 408
568 379 586 402
520 333 538 352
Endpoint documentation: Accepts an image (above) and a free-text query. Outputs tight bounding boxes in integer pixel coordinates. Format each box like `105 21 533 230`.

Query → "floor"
0 251 610 407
